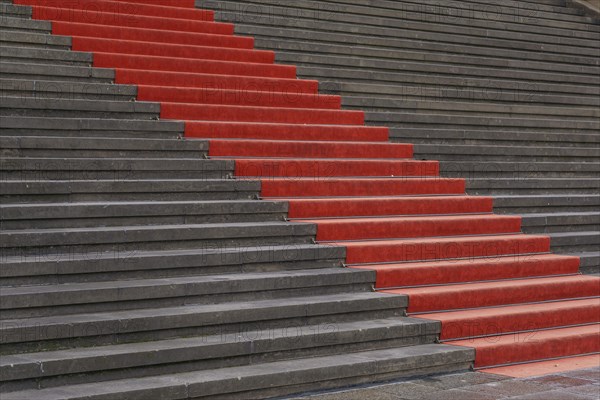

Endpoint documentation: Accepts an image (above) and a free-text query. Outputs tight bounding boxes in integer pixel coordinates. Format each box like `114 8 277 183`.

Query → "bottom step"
450 324 600 368
3 345 473 400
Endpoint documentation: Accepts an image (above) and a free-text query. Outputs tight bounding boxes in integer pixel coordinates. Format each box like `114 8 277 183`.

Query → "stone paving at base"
287 367 600 400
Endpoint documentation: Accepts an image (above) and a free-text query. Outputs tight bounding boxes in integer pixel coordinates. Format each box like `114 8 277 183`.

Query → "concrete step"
0 14 51 33
438 161 600 178
337 83 600 108
0 136 207 159
414 144 600 162
549 231 600 253
391 129 600 148
0 116 184 138
370 112 600 133
0 244 346 286
0 46 92 66
344 97 600 119
0 317 439 393
1 179 261 203
311 69 600 101
493 194 600 213
467 178 600 195
0 30 70 50
0 78 137 101
296 57 597 88
0 221 317 254
521 212 600 233
0 200 288 229
0 2 30 18
0 292 407 352
0 96 160 119
578 251 600 275
0 344 472 400
0 157 233 180
0 268 377 319
0 61 114 83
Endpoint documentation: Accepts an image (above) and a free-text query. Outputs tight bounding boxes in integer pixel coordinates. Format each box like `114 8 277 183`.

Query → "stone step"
325 0 588 20
549 231 600 253
414 144 600 162
337 84 599 108
311 69 600 101
0 30 70 50
0 116 184 138
0 78 137 101
466 178 600 195
0 15 51 33
521 212 600 233
0 61 113 83
296 57 597 89
346 98 600 119
0 96 160 119
210 0 600 45
0 317 438 393
369 112 600 133
0 268 376 319
578 251 600 275
0 292 407 352
0 344 472 400
0 244 346 286
0 157 233 180
439 161 600 178
0 46 92 66
0 2 30 18
391 129 600 148
0 136 207 159
0 221 316 254
0 200 288 229
1 179 260 203
493 194 600 213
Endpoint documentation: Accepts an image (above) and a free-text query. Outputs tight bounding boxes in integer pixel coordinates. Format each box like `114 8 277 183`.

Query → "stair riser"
27 6 230 35
343 237 550 264
102 54 298 80
236 160 439 178
186 122 389 142
364 256 580 288
51 21 254 49
398 280 600 313
14 0 215 21
433 307 600 341
470 332 600 368
287 198 493 218
260 179 465 197
0 62 114 83
312 218 522 241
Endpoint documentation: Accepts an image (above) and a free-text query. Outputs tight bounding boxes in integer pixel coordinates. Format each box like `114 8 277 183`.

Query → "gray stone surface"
288 368 600 400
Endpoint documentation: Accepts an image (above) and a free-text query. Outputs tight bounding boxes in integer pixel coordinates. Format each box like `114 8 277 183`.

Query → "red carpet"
24 0 600 370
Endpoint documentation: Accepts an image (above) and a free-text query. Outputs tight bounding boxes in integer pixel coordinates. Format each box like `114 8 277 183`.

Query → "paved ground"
287 368 600 399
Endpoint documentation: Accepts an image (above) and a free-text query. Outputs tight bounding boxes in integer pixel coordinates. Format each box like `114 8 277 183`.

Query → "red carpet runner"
20 0 600 372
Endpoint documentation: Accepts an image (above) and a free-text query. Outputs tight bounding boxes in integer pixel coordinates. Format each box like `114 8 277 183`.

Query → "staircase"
0 1 476 398
0 0 599 398
202 0 600 274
